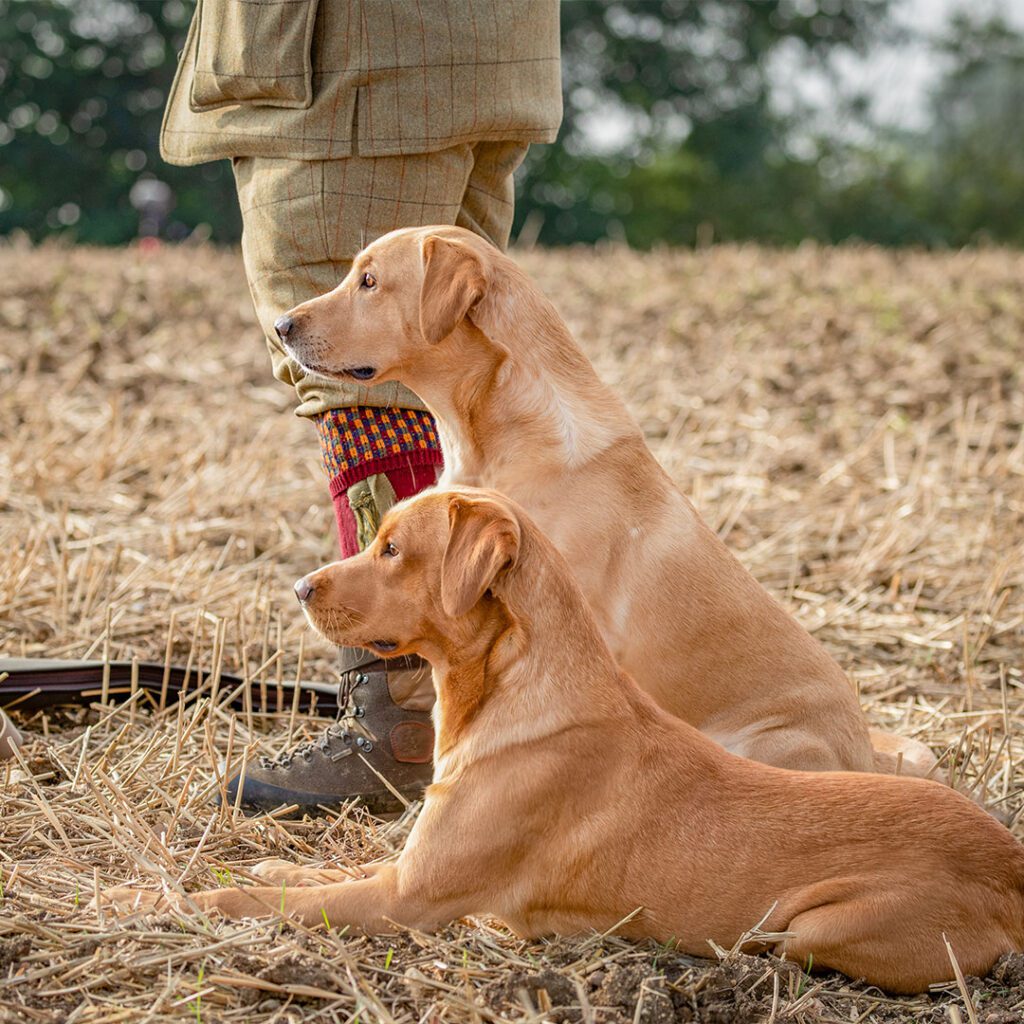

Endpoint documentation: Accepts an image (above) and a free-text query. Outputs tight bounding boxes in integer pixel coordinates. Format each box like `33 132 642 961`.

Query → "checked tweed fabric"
315 406 443 488
161 0 562 165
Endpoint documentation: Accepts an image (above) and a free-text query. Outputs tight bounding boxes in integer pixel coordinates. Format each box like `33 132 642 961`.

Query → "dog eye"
361 272 377 290
382 542 398 558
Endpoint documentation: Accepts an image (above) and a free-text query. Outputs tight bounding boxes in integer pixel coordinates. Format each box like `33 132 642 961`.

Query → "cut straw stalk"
2 244 1023 1024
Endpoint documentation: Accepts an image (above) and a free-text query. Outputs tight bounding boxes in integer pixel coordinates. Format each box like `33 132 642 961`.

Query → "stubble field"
1 240 1022 1023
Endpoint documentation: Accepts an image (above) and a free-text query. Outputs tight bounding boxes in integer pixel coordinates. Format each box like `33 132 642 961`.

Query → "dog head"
274 226 493 387
294 488 521 659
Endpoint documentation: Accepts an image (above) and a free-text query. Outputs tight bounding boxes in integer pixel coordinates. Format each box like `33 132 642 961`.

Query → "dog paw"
251 858 353 886
94 887 179 916
250 859 300 883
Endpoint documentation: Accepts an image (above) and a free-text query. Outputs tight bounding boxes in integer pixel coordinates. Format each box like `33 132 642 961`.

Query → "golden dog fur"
277 226 932 775
103 489 1024 993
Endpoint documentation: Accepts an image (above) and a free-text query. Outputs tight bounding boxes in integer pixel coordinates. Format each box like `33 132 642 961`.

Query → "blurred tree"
914 14 1024 245
801 13 1024 248
513 0 894 246
0 0 240 244
1 1 1022 249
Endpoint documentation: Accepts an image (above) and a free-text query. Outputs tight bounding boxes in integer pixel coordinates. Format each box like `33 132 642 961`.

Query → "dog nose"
274 315 294 341
294 577 315 603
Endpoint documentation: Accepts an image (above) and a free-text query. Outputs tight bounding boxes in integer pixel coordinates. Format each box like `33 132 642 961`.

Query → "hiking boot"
226 654 435 816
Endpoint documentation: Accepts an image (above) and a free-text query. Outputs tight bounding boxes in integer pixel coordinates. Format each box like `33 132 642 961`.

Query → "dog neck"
425 526 628 779
405 268 639 488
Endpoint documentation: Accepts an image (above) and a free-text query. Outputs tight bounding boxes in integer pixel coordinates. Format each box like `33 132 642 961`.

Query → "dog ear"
441 496 520 617
419 236 488 345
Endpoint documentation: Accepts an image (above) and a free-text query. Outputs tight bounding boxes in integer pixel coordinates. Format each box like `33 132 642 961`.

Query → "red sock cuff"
326 450 444 499
329 457 442 558
315 406 443 486
316 407 444 558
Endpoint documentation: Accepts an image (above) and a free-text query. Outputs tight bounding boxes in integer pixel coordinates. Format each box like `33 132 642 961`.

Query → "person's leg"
231 153 460 538
456 141 529 248
228 145 522 813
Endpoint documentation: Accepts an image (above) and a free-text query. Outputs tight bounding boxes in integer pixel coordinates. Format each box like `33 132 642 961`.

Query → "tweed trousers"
232 140 528 418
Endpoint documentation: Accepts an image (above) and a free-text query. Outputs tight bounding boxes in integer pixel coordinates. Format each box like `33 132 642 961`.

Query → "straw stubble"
0 242 1022 1023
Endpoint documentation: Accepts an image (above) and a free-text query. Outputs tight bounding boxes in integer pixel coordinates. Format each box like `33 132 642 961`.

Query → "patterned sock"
314 406 444 557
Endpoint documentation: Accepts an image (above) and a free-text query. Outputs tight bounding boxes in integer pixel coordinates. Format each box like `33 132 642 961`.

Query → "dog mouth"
302 612 399 655
304 615 397 655
281 342 377 382
297 359 377 382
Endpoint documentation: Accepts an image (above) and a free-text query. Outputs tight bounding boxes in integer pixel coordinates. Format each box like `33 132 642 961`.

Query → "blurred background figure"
128 175 171 245
1 0 1023 249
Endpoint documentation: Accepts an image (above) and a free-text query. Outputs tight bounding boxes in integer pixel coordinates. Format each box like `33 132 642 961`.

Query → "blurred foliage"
0 0 240 243
516 0 893 245
906 15 1024 246
1 0 1022 248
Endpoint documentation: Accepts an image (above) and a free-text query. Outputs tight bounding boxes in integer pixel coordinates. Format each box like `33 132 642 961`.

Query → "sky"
783 0 1024 134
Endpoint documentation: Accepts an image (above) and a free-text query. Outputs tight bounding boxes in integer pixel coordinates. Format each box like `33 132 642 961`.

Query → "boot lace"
262 668 375 768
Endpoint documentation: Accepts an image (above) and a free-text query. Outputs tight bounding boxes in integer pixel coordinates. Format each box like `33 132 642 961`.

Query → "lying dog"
104 489 1024 994
273 226 931 776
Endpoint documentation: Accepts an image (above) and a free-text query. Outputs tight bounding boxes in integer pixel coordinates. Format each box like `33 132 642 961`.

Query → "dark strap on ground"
0 657 341 715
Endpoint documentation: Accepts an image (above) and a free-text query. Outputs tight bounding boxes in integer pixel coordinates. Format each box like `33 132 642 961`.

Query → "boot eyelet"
353 707 365 718
356 673 368 685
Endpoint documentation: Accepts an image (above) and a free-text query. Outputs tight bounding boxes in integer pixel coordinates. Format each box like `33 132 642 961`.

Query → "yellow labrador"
272 226 931 775
103 489 1024 994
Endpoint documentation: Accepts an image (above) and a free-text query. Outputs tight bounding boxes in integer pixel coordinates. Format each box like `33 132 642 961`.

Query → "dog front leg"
186 863 450 933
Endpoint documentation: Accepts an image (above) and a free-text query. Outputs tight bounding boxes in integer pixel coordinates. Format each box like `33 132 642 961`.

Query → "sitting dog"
272 225 933 776
104 489 1024 994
